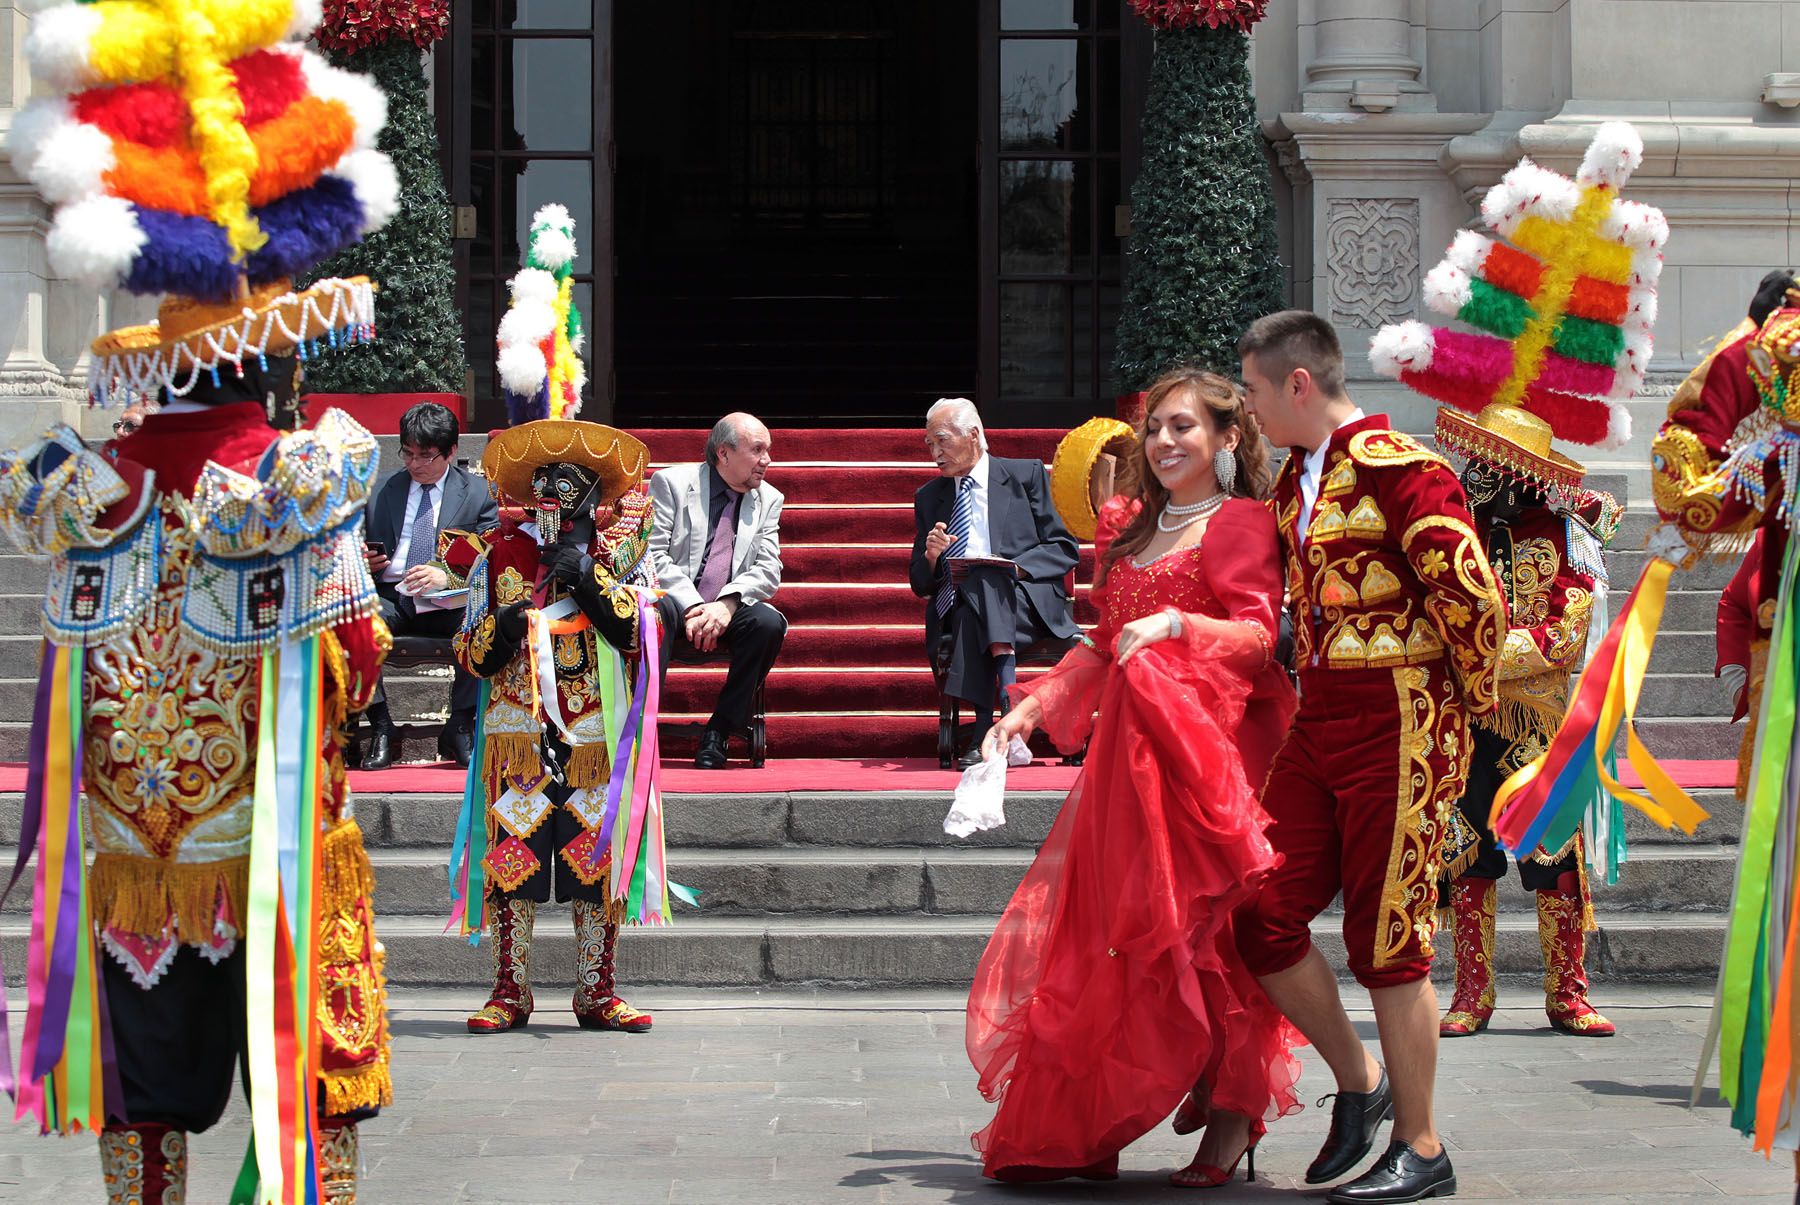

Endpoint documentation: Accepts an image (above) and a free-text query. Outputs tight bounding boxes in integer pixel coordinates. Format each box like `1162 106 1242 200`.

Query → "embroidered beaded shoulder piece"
181 410 382 655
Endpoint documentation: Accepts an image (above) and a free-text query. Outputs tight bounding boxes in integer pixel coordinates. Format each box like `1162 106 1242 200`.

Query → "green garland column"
1113 24 1283 392
301 39 468 395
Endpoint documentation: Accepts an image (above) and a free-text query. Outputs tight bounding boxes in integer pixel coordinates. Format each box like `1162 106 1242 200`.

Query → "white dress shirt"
386 476 452 611
1298 407 1365 544
959 453 993 559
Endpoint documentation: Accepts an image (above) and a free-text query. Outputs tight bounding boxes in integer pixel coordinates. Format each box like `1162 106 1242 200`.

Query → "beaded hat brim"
1435 404 1584 496
87 276 376 408
482 420 649 507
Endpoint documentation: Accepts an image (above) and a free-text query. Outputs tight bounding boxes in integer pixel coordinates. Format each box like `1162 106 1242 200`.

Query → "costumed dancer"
1631 281 1800 1173
444 214 669 1034
970 367 1301 1186
1233 310 1505 1205
0 0 403 1198
1430 405 1622 1040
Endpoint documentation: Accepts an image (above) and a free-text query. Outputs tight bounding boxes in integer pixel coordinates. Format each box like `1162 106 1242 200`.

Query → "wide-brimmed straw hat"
1050 417 1138 541
1435 403 1585 497
481 419 648 507
87 276 376 408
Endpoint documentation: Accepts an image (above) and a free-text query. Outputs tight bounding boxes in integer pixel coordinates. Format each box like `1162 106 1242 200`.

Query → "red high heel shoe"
1169 1119 1265 1189
1172 1085 1211 1135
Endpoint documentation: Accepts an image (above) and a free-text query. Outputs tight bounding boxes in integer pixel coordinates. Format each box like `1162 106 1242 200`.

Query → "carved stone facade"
1324 198 1419 330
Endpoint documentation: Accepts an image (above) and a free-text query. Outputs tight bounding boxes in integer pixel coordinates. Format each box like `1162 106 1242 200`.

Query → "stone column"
1303 0 1433 113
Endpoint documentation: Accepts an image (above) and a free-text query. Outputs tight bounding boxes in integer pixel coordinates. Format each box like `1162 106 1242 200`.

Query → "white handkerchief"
944 746 1008 838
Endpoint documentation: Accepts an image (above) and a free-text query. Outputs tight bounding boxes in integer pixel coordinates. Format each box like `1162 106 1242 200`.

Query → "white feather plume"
46 194 144 287
1578 121 1644 190
508 269 559 308
497 302 556 349
1423 263 1473 318
332 149 399 234
23 3 102 92
295 47 388 151
496 341 550 395
1369 321 1435 379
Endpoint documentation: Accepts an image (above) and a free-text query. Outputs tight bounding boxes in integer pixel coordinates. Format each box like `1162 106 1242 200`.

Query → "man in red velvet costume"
1234 311 1505 1205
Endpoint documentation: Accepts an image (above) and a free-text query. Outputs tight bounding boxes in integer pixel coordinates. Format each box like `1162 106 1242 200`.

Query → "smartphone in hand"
366 541 387 557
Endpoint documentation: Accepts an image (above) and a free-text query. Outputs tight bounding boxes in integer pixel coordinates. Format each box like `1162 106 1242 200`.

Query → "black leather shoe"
1306 1069 1393 1184
1326 1139 1455 1203
694 728 729 770
361 726 399 771
956 742 984 769
438 719 474 768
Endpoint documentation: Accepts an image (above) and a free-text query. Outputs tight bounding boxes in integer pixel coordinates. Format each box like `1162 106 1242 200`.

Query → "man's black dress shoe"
956 742 984 770
438 721 474 769
361 726 399 771
695 728 729 770
1326 1139 1455 1203
1306 1069 1393 1184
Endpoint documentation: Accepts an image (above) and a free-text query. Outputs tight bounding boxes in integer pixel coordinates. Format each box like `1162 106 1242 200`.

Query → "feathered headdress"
6 0 399 404
496 203 587 425
1370 122 1667 454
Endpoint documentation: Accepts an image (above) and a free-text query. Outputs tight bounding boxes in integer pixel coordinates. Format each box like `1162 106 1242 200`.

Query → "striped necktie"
934 475 975 617
405 482 437 569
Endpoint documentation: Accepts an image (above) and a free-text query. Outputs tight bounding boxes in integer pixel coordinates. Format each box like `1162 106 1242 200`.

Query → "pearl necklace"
1157 492 1227 532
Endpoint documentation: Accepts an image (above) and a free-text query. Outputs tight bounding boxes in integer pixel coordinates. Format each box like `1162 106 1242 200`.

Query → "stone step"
2 909 1721 989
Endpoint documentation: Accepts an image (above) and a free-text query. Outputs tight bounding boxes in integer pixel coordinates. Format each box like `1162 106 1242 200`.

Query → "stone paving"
1 983 1793 1203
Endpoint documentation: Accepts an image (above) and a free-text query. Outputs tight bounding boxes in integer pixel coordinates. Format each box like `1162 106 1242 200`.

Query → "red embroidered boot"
1538 880 1615 1036
318 1119 359 1205
1439 877 1497 1037
572 900 652 1032
100 1123 187 1204
467 897 535 1033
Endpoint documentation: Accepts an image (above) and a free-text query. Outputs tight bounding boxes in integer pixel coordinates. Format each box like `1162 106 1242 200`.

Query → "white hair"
926 397 987 452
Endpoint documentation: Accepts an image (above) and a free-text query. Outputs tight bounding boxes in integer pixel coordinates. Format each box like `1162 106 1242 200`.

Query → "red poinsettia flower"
1128 0 1270 32
316 0 452 53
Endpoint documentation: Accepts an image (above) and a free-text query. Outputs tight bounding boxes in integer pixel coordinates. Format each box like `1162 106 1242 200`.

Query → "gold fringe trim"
320 628 352 730
1476 694 1564 744
320 1050 393 1115
322 818 377 911
565 742 610 790
485 734 542 795
89 854 248 944
1443 843 1481 882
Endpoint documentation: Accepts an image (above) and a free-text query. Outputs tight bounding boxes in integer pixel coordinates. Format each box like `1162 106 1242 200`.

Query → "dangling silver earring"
1213 447 1238 495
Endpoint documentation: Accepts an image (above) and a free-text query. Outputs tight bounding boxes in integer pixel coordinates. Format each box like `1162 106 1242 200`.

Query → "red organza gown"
966 496 1303 1176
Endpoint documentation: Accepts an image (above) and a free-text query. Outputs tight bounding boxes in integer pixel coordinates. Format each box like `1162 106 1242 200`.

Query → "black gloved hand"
540 542 591 587
495 599 531 644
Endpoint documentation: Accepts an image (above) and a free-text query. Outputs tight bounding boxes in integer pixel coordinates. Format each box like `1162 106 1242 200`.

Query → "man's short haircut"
1235 310 1347 397
398 401 460 457
705 415 743 470
925 397 988 452
1749 269 1798 328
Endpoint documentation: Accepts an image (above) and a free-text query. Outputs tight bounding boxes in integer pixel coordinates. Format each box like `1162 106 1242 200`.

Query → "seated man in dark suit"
908 397 1079 766
650 412 787 769
360 402 498 769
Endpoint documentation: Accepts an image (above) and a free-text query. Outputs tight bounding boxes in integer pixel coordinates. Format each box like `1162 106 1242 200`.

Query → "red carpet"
0 759 1738 796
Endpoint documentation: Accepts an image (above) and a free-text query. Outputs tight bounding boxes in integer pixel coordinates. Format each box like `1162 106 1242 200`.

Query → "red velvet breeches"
1236 665 1472 989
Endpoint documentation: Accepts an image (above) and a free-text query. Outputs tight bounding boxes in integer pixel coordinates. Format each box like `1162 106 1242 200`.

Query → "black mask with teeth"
531 463 601 546
1461 461 1542 526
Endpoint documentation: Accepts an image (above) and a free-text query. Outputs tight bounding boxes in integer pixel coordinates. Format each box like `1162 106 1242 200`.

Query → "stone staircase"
0 784 1741 989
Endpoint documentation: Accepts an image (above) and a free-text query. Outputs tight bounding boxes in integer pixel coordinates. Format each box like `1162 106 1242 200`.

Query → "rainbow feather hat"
496 203 587 424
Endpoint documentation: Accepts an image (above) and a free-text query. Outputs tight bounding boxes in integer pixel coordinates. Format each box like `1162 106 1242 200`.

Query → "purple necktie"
695 490 741 602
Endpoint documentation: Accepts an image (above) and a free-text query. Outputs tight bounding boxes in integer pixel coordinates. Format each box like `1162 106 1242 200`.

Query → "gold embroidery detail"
1375 667 1469 970
1319 567 1360 608
496 566 529 606
1361 561 1402 604
1366 623 1407 666
1321 456 1357 497
1508 537 1558 629
1349 429 1447 471
1347 495 1388 539
1327 626 1369 666
1309 499 1347 543
1405 621 1444 660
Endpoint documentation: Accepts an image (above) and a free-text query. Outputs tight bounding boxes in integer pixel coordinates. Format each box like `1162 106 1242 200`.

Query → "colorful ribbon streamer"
448 679 493 941
1490 558 1710 854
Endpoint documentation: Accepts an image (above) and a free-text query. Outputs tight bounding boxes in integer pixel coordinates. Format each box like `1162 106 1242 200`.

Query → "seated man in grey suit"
649 412 787 769
909 397 1079 767
360 401 498 770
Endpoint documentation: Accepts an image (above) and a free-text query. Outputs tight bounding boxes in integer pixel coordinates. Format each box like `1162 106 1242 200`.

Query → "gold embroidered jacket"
1274 415 1505 713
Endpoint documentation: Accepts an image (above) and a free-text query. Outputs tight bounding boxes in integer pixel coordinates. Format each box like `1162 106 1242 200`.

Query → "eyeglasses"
399 448 445 464
112 420 136 436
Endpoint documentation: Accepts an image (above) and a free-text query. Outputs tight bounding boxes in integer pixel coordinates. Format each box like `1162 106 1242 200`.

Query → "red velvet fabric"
967 496 1302 1177
107 401 278 494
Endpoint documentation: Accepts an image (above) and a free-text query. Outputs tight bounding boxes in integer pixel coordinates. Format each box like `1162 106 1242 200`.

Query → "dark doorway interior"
613 0 978 427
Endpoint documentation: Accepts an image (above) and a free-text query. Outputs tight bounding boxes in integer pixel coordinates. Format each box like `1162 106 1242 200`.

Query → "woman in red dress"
970 367 1302 1186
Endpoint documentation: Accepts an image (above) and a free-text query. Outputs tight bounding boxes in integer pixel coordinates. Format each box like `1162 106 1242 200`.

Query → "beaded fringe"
318 819 393 1115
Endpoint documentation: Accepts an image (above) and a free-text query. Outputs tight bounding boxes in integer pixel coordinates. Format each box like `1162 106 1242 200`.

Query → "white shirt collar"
966 453 990 489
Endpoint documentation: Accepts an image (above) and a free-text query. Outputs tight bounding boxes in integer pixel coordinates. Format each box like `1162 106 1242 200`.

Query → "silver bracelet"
1162 607 1184 639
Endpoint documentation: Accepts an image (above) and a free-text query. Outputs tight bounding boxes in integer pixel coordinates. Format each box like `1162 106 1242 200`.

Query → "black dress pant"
370 583 478 716
1454 725 1577 891
656 594 785 731
931 566 1057 713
